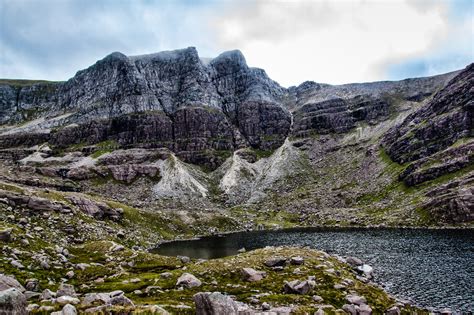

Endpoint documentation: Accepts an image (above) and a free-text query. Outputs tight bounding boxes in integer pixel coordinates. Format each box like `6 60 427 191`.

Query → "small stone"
66 271 75 279
238 247 246 253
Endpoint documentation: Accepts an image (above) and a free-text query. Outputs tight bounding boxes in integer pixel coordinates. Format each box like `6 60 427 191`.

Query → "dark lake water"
153 227 474 312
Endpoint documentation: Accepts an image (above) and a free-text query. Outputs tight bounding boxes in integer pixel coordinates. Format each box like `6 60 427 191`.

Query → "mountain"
0 47 472 236
0 47 472 314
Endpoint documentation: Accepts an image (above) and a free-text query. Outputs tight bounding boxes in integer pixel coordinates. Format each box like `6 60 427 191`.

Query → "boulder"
346 294 367 305
346 256 363 266
264 257 287 267
56 295 80 305
51 303 77 315
0 228 12 242
0 274 25 292
41 289 56 300
386 306 401 315
56 283 76 297
108 294 134 307
290 256 304 265
176 273 202 288
283 279 315 295
0 288 27 315
343 304 357 315
25 279 40 292
240 268 266 282
194 292 252 315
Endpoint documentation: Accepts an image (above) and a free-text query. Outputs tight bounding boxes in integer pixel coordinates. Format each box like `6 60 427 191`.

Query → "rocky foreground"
1 241 423 314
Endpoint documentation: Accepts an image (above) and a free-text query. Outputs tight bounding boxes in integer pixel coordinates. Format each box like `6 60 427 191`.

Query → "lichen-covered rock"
0 288 27 315
176 273 202 288
240 268 266 282
283 279 316 295
0 274 25 292
194 292 252 315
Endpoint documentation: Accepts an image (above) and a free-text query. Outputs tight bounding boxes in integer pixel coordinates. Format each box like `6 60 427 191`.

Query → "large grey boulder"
283 279 316 295
0 274 25 292
176 273 202 288
0 288 27 315
240 268 266 282
194 292 252 315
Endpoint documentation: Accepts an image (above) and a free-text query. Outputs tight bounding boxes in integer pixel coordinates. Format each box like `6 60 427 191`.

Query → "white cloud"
213 0 452 86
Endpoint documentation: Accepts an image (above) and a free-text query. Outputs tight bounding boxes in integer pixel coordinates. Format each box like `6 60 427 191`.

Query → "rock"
0 228 12 242
56 295 80 305
66 271 75 279
312 295 324 303
262 302 271 310
346 294 367 305
358 303 373 315
25 278 39 292
108 294 134 307
26 303 39 312
82 292 113 306
283 279 315 295
0 274 25 292
240 268 266 282
386 306 401 315
56 283 75 297
176 273 202 288
346 256 363 266
67 196 123 221
264 257 287 267
10 260 24 269
160 272 172 278
178 256 190 264
357 264 373 277
0 288 27 315
41 289 56 300
343 304 358 315
290 256 304 265
24 291 41 300
238 248 246 253
194 292 252 315
52 303 77 315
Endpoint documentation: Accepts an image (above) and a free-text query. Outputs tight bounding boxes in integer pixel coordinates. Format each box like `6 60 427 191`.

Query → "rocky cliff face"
0 48 472 226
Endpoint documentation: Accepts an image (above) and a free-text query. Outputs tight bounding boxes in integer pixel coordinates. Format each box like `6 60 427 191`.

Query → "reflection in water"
152 227 474 311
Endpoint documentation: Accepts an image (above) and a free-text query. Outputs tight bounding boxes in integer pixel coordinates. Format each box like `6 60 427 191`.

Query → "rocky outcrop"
291 95 390 137
399 141 474 186
422 174 474 223
383 64 473 164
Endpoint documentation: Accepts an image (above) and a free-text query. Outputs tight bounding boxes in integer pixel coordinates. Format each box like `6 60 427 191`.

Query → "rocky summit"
0 47 472 314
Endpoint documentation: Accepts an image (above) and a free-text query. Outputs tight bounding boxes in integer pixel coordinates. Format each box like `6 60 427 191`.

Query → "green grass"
0 79 62 87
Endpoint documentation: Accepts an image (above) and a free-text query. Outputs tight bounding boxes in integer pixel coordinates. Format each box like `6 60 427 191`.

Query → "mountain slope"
0 47 472 231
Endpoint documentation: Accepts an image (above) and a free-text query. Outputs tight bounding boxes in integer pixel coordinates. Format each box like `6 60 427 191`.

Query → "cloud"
213 0 470 86
0 0 221 80
0 0 472 86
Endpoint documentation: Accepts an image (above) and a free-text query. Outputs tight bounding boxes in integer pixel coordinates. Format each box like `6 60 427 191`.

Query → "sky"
0 0 473 86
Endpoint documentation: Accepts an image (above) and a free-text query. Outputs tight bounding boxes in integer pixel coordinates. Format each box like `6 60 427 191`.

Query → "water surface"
153 227 474 311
